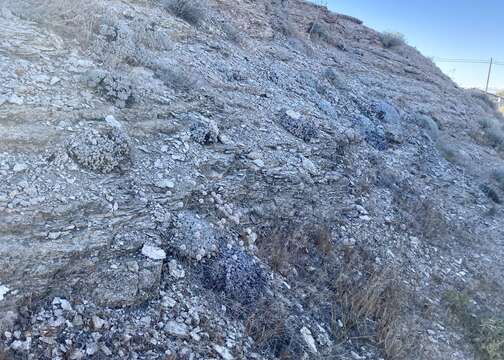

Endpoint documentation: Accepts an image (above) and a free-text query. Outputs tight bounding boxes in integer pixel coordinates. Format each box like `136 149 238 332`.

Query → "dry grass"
6 0 104 45
492 168 504 191
444 289 504 360
308 21 337 45
379 32 406 48
332 263 414 359
153 64 200 92
392 184 451 244
245 299 297 358
257 222 332 276
479 118 504 151
162 0 207 26
470 90 499 112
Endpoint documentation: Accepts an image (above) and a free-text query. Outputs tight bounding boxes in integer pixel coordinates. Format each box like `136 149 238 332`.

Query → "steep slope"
1 1 503 359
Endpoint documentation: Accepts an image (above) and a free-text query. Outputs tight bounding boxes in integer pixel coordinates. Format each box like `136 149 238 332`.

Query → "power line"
431 57 504 65
429 56 503 93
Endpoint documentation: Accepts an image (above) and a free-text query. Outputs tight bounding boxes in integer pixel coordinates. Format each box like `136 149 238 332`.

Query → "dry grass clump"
392 186 451 244
379 32 406 48
479 118 504 151
272 17 298 38
0 348 8 360
256 222 332 276
414 114 440 140
435 137 471 166
492 168 504 191
332 260 415 360
444 289 504 360
162 0 207 26
308 21 334 44
245 299 302 358
153 63 200 92
6 0 103 45
470 89 499 112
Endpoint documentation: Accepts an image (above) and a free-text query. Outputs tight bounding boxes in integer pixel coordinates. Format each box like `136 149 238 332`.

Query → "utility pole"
485 57 493 93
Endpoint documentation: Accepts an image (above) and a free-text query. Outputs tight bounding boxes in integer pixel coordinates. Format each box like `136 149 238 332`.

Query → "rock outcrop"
1 0 503 359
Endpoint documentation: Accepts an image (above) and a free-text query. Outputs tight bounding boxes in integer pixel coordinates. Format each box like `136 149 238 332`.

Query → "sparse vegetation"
220 21 242 44
470 89 499 112
479 118 504 150
6 0 103 45
332 255 416 360
379 32 406 48
162 0 207 26
436 138 465 164
257 222 331 275
323 67 346 88
245 299 302 358
273 17 298 38
153 63 200 92
492 168 504 191
415 114 440 140
444 289 504 360
308 21 333 43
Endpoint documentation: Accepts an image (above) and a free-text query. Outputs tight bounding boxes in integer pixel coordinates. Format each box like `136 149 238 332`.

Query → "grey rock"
190 117 220 145
168 211 220 260
300 326 317 354
105 114 123 129
7 94 23 105
165 321 190 337
277 110 318 142
141 244 167 260
352 115 386 150
13 163 28 172
213 344 234 360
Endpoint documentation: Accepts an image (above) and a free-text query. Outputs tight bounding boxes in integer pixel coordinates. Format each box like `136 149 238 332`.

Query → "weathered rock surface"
0 0 503 359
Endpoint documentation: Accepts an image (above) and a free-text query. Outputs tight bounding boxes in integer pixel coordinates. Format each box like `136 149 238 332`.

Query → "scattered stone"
13 163 28 172
91 315 106 330
351 350 365 360
155 179 175 189
168 259 185 279
168 211 219 260
213 344 234 360
141 244 167 260
47 231 61 240
252 159 264 167
105 114 123 129
10 338 31 352
277 109 318 142
0 284 10 301
50 76 61 85
7 94 23 105
300 326 317 354
165 321 189 337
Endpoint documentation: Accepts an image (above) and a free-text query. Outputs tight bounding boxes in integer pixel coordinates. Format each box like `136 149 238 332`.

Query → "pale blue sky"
325 0 504 92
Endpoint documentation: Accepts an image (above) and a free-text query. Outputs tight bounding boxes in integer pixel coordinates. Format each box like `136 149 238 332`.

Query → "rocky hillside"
1 0 504 359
